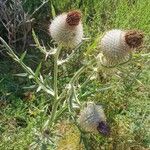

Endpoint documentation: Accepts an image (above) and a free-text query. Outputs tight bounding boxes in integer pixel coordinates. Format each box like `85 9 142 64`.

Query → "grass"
0 0 150 149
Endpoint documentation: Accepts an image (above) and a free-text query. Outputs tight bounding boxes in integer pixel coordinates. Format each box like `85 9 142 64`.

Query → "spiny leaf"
36 86 42 93
20 51 27 62
32 29 46 54
85 35 100 56
35 62 42 78
51 3 56 19
14 73 28 77
23 85 36 89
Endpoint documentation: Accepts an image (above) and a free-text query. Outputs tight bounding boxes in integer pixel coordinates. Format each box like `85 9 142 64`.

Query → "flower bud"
49 10 83 48
100 29 144 66
78 102 110 136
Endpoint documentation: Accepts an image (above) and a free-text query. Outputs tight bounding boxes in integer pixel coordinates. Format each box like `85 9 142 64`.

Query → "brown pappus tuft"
125 30 144 48
66 10 81 26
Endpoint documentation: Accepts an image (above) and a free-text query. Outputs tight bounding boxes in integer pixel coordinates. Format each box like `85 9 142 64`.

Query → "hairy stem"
54 53 58 101
56 58 96 121
49 46 62 127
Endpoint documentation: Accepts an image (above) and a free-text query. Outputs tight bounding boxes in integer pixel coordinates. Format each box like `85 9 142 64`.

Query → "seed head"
78 102 110 136
100 29 144 67
97 121 110 136
125 30 144 48
49 10 83 48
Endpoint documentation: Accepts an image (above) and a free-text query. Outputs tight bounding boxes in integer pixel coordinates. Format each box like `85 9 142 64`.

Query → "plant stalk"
49 46 62 127
55 59 96 121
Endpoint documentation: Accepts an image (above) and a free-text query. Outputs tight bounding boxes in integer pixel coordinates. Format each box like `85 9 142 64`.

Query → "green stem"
58 59 95 101
79 72 95 89
54 54 58 101
49 57 96 128
49 46 61 127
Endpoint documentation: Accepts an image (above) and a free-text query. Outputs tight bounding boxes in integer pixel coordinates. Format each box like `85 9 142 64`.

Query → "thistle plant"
0 9 144 148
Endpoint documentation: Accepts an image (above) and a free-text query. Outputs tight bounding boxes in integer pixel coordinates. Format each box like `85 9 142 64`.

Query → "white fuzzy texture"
101 29 130 66
78 102 106 133
49 13 83 48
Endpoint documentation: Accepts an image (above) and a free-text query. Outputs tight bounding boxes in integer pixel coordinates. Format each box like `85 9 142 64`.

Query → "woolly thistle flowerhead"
49 10 83 48
99 29 144 67
78 102 110 136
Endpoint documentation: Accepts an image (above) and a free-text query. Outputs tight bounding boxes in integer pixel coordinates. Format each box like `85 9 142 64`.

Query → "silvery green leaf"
39 74 44 83
36 86 42 92
35 62 42 78
57 59 66 65
7 52 19 62
48 48 57 55
24 66 35 75
23 85 36 89
29 75 34 79
38 83 54 96
14 73 28 77
32 29 47 54
20 51 27 61
51 3 56 18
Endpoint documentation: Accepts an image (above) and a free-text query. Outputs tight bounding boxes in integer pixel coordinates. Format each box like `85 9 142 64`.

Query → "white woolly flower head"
78 102 110 136
100 29 144 67
49 10 83 48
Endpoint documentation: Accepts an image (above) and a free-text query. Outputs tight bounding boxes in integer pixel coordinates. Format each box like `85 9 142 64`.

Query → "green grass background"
0 0 150 149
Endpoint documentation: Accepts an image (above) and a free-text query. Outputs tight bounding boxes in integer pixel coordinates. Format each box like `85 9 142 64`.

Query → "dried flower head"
78 102 110 136
100 29 144 67
49 10 83 48
66 11 81 26
125 30 144 48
